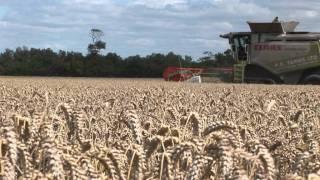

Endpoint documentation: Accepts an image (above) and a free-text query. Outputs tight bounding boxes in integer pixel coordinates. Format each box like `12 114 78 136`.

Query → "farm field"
0 77 319 179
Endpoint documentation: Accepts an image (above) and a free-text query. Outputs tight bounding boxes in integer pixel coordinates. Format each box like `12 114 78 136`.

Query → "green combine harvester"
220 17 320 84
164 18 320 84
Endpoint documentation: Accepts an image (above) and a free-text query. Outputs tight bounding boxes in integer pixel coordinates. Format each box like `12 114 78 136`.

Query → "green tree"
88 29 106 55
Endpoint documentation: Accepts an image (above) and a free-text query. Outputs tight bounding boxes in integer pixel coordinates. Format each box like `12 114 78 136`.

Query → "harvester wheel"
302 74 320 85
244 77 276 84
244 64 281 84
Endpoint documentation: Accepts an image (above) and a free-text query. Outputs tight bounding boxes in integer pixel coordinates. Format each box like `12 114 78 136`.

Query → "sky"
0 0 320 59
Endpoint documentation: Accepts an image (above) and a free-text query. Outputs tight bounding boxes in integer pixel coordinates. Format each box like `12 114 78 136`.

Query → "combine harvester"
163 18 320 84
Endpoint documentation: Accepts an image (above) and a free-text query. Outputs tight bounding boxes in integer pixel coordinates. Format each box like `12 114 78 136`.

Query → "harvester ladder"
233 62 246 83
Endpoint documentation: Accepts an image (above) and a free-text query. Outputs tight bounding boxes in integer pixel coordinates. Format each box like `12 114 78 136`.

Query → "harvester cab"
221 33 251 82
227 34 250 62
221 18 320 84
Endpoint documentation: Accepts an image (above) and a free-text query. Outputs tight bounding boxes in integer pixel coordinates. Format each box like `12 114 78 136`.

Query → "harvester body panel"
250 40 320 74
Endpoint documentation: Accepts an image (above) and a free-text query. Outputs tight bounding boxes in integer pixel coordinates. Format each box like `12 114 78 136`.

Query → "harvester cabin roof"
220 32 251 39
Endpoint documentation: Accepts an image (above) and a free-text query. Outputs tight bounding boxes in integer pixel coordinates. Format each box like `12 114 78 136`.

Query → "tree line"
0 47 234 77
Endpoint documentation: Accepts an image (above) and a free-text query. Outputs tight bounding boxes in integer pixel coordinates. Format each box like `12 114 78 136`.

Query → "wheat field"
0 77 319 180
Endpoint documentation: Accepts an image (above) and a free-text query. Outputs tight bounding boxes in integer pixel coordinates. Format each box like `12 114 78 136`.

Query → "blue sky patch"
0 6 9 19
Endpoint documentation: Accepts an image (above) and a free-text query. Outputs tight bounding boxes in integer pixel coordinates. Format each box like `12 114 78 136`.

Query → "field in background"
0 77 319 179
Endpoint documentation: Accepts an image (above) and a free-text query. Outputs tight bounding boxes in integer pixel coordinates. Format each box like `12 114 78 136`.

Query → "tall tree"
88 29 106 55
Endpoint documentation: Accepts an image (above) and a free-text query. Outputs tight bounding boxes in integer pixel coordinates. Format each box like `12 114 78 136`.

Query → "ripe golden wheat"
0 77 319 180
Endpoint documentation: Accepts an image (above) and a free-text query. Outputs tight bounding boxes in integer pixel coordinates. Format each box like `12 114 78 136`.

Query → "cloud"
126 38 156 47
210 0 271 16
132 0 188 9
1 0 320 58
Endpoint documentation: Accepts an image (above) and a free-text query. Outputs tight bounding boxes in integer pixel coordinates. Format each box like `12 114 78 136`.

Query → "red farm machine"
163 67 233 83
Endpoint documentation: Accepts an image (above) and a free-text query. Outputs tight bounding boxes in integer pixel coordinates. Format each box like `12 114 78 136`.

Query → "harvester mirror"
231 44 236 52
